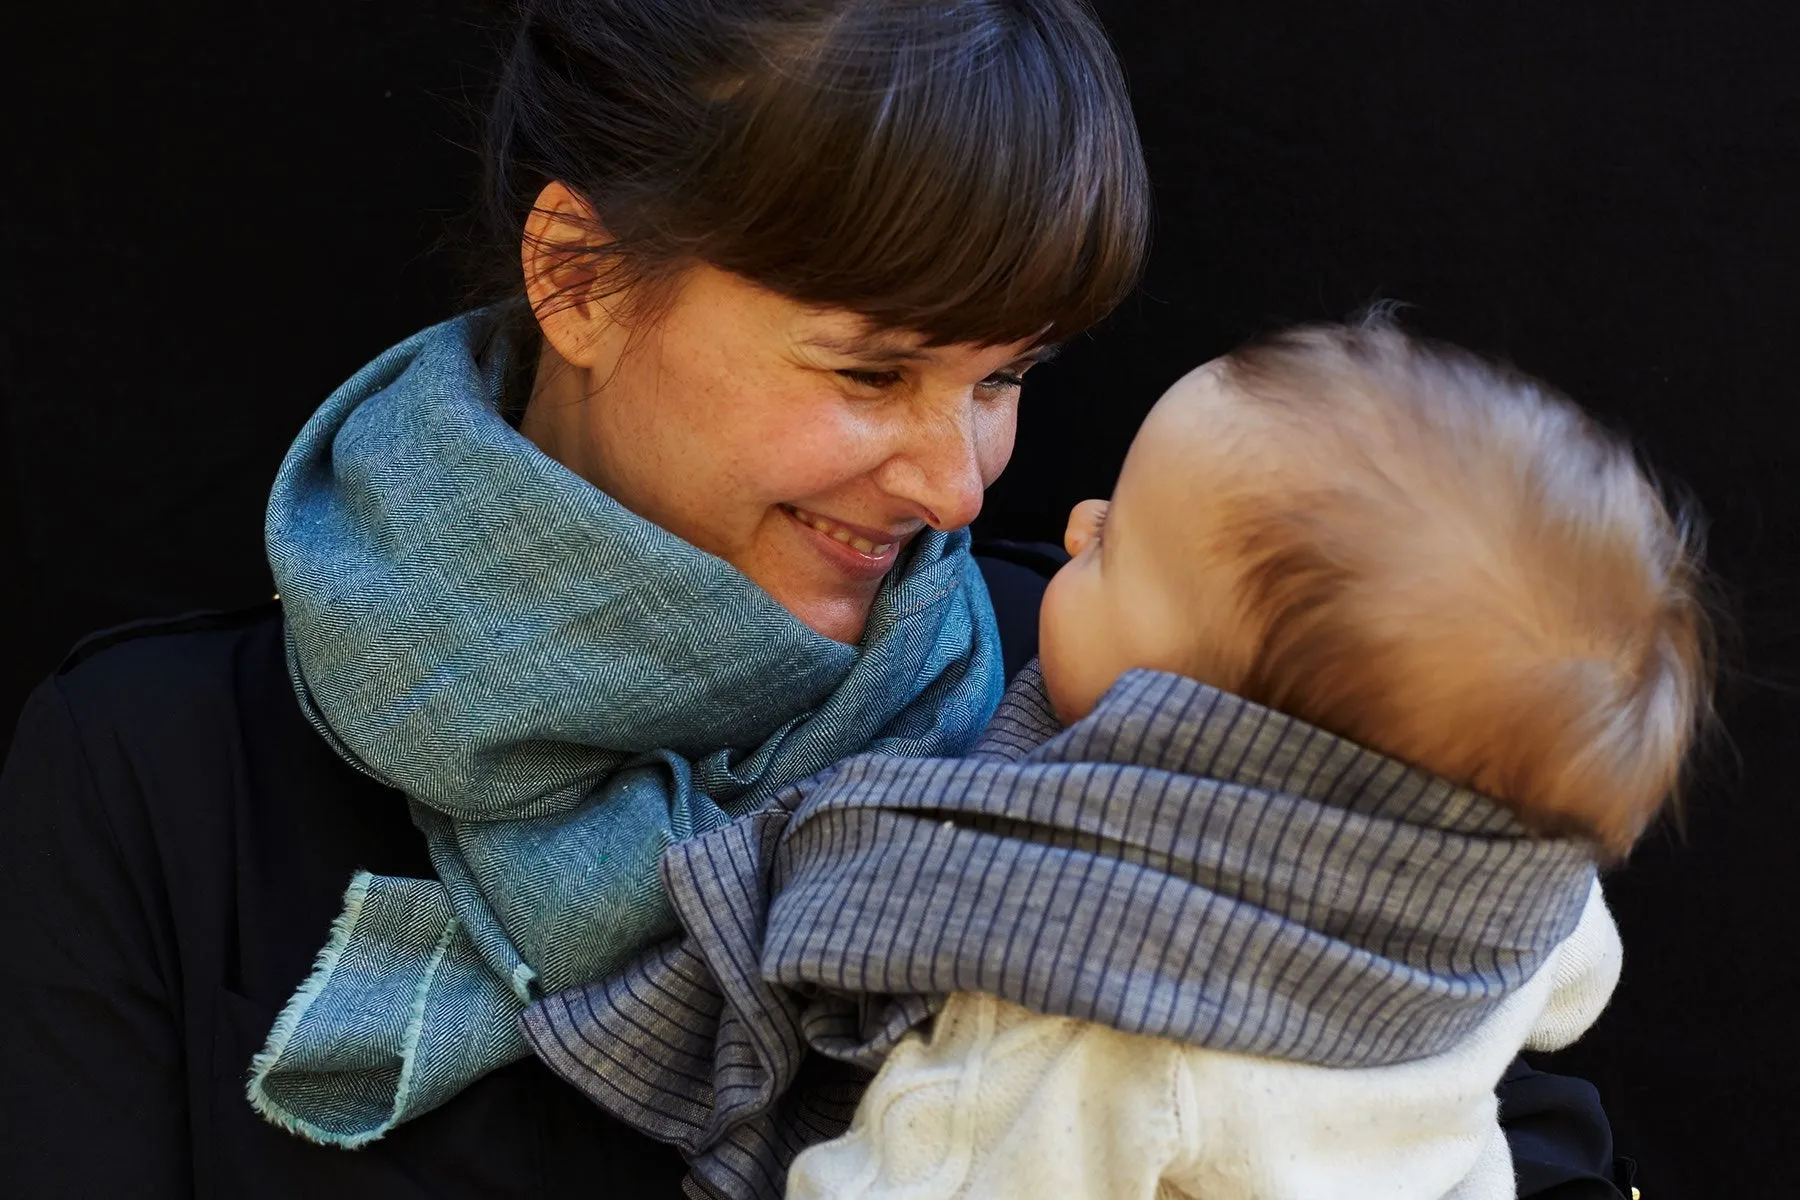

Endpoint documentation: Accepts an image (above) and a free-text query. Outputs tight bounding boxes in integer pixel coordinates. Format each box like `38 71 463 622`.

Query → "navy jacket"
0 546 1630 1198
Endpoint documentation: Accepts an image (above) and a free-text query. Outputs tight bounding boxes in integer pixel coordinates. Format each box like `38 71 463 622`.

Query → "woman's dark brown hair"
477 0 1150 372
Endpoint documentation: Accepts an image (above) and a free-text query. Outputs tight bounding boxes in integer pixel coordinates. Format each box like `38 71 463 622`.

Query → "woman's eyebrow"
798 337 1064 365
799 334 932 362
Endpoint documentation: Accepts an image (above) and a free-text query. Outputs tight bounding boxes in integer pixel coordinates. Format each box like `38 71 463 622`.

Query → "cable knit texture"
787 881 1620 1199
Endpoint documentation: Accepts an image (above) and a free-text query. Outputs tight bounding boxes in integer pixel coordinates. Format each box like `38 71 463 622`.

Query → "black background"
4 1 1796 1193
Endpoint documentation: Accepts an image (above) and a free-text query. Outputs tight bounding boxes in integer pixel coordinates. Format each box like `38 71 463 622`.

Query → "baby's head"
1039 320 1712 859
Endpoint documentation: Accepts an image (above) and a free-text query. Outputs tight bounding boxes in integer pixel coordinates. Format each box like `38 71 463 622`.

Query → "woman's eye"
836 367 1026 393
838 369 904 389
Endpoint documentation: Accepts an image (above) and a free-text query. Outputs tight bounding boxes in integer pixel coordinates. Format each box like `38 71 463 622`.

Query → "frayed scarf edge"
244 871 462 1149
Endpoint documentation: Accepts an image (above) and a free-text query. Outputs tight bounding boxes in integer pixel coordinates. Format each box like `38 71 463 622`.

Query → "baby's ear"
1062 499 1110 558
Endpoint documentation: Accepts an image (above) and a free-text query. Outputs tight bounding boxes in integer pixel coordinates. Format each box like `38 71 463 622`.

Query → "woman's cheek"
759 392 887 495
975 396 1021 486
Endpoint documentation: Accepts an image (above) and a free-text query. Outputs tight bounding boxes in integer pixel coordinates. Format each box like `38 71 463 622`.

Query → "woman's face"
523 262 1050 643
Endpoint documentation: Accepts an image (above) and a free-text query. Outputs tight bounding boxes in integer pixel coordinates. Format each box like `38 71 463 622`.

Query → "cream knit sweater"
787 879 1620 1200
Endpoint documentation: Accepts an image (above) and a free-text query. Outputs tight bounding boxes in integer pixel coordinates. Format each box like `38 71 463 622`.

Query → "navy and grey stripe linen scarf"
524 661 1596 1200
249 311 1003 1147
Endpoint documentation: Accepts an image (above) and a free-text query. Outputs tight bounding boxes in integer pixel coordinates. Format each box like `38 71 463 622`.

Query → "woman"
0 0 1626 1196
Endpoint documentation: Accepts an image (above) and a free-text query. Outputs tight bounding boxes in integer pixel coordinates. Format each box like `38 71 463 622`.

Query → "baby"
784 320 1711 1199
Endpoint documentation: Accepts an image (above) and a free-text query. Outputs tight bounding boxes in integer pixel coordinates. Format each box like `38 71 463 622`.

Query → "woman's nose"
880 404 990 531
1064 498 1110 557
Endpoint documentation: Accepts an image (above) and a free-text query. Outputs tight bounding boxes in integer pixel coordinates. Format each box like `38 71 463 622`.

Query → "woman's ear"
522 181 612 369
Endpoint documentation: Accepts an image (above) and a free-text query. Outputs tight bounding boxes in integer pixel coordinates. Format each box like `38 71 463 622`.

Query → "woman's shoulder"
17 597 387 850
27 602 329 825
34 597 426 855
4 608 691 1198
46 600 287 735
12 599 433 988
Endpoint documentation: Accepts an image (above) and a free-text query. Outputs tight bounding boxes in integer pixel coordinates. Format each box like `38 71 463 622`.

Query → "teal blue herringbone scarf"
248 312 1003 1148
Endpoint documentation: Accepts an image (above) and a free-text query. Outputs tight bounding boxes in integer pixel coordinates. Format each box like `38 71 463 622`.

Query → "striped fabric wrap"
249 312 1003 1148
523 661 1597 1200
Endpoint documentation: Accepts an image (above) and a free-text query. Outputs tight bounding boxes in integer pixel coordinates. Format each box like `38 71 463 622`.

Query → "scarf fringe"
246 871 378 1147
246 873 467 1149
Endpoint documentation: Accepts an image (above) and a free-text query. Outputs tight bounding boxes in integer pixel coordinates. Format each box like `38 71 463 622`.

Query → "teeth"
787 506 896 557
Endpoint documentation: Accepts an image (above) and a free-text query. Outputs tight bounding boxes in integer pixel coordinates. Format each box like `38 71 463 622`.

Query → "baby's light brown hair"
1197 321 1711 859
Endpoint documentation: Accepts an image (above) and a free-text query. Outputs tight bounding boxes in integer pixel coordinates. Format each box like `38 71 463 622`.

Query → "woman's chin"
758 580 882 645
796 593 881 645
736 533 892 644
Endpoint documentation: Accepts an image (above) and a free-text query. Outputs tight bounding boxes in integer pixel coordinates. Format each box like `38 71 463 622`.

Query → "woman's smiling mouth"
781 504 913 579
783 504 898 554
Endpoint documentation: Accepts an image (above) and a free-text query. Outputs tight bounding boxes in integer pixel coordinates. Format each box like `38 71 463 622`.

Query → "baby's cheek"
1038 570 1097 725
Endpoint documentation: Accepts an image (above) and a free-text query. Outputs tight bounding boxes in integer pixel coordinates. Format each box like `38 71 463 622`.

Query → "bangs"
682 0 1150 346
